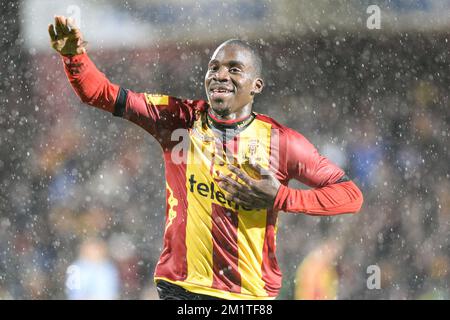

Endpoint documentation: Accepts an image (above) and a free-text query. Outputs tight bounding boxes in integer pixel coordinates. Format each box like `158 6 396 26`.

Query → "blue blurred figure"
66 238 120 300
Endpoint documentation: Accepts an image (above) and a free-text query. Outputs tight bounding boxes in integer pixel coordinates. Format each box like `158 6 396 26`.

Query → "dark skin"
48 16 281 209
204 42 262 120
219 162 281 210
205 43 280 209
48 16 85 55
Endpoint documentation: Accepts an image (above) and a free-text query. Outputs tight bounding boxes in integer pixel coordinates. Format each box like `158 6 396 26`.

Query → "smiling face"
205 41 263 118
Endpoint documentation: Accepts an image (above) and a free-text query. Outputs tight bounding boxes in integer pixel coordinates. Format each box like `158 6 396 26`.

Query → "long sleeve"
62 52 119 112
273 129 363 215
62 53 208 145
273 180 363 215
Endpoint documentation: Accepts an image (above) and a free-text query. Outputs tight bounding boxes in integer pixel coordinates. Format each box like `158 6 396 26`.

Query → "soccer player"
49 16 363 300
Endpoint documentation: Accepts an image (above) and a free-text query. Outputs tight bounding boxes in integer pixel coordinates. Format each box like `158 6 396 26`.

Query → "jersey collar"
206 109 255 132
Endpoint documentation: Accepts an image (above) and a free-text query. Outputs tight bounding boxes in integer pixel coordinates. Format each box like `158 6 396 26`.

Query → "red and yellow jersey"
62 53 363 299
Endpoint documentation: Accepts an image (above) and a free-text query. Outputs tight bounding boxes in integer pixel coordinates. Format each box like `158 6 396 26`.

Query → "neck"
208 104 252 123
207 104 254 130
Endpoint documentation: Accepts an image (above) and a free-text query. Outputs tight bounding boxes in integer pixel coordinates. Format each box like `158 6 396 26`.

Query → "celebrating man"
49 16 363 300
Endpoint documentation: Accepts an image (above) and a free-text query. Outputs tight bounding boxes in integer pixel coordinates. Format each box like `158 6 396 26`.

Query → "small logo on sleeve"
144 94 169 106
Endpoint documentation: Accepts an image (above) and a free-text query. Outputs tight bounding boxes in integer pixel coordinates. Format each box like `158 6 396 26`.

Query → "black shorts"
156 280 224 300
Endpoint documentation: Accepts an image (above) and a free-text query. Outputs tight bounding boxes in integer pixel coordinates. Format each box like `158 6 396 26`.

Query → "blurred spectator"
108 233 143 299
65 238 120 300
295 241 341 300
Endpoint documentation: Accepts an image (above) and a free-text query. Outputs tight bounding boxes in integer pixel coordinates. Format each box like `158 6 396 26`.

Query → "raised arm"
49 16 207 142
48 16 123 113
273 129 363 215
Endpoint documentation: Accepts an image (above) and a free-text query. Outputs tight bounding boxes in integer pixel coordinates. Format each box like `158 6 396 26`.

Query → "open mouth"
209 87 234 100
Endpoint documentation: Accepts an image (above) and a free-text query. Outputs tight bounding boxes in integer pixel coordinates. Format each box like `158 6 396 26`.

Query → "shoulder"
180 98 209 123
180 98 209 111
148 96 209 127
143 94 209 112
254 112 312 146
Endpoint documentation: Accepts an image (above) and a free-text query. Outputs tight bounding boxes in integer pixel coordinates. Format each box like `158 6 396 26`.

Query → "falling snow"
1 0 449 300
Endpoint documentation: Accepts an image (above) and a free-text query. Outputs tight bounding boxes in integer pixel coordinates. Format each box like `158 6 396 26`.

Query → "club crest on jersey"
245 139 262 163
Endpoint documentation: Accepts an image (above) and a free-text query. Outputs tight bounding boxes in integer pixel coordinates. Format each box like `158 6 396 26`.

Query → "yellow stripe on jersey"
236 119 273 296
144 93 169 106
185 137 215 288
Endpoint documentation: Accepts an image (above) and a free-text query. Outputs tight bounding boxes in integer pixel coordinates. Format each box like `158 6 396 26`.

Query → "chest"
184 119 286 182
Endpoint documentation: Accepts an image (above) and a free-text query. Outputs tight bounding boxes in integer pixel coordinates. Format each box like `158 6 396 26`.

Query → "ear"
252 78 264 95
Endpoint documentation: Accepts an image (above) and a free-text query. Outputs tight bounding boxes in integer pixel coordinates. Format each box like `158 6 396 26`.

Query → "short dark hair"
219 39 263 78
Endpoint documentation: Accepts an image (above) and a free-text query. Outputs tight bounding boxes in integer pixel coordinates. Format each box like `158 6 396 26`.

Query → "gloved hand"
48 15 86 56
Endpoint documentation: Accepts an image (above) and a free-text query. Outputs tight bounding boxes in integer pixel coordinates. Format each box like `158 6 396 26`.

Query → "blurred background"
0 0 449 299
